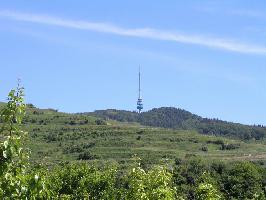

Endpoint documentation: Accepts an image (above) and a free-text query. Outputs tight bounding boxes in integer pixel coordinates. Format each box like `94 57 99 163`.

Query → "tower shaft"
137 66 143 113
139 68 141 99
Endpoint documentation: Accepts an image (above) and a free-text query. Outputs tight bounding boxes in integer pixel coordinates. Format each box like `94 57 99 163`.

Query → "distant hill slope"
88 107 266 140
1 102 266 166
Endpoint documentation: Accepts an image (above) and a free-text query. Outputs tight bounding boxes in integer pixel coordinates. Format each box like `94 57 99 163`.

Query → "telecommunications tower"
137 67 143 113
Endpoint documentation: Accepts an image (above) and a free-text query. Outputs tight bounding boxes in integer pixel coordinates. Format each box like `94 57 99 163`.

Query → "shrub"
222 162 263 199
201 146 208 152
196 172 223 200
206 140 224 145
220 143 240 150
78 151 99 160
48 163 118 199
125 164 177 199
95 119 107 125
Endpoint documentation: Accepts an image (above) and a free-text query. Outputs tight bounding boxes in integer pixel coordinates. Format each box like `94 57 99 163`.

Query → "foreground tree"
0 85 48 199
195 172 223 200
125 164 177 199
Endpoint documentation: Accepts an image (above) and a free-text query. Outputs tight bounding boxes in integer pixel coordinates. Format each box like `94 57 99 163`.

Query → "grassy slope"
1 103 265 168
18 105 266 168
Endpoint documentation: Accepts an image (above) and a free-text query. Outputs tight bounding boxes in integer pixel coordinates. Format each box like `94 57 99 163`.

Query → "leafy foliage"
0 85 49 199
196 172 223 200
221 162 264 199
125 164 177 199
47 163 118 199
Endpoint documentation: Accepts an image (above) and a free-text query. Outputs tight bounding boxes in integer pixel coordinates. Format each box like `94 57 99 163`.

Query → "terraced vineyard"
13 104 266 168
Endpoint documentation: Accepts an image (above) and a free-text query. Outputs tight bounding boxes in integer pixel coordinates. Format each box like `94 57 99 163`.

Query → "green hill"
0 103 262 168
88 107 266 140
1 102 266 168
2 91 266 199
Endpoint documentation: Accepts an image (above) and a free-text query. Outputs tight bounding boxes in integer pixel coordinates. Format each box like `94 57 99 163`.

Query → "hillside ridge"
87 107 266 140
1 102 265 140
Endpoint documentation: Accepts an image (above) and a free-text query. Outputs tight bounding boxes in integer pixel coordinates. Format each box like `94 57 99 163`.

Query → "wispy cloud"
229 9 266 18
1 10 266 55
196 4 266 19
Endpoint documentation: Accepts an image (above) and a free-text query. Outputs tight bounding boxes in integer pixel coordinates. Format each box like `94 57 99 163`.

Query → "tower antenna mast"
139 66 141 99
137 66 143 113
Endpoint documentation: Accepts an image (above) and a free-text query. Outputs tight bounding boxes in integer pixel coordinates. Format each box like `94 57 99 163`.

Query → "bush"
222 162 263 199
220 143 240 150
125 165 177 199
95 119 107 125
201 146 208 152
196 172 223 200
48 164 118 199
206 140 224 145
78 151 99 160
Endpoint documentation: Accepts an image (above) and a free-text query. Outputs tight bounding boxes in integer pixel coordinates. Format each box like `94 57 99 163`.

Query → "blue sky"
0 0 266 125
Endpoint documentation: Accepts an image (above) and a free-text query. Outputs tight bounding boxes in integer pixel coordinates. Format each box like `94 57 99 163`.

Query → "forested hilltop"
88 107 266 140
